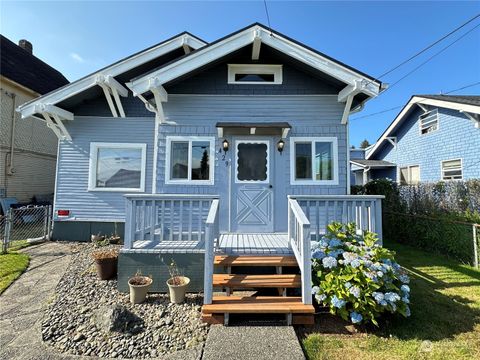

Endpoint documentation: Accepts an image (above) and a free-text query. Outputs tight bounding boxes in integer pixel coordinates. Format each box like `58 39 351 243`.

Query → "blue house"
17 24 385 324
352 95 480 185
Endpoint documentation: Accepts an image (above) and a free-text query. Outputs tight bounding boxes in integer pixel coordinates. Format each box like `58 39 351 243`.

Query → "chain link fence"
1 205 52 253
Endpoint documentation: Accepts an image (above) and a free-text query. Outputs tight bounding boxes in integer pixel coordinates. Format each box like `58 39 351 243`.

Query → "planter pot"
94 257 118 280
128 276 153 304
166 276 190 304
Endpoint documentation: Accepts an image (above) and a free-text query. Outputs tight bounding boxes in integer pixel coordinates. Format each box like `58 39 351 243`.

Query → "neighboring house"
17 24 385 323
0 35 69 203
352 95 480 185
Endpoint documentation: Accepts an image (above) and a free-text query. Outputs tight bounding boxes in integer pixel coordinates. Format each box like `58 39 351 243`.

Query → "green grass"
301 241 480 360
0 247 30 294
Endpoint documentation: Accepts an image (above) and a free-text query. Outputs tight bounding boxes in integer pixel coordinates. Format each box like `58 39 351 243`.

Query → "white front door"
231 139 274 233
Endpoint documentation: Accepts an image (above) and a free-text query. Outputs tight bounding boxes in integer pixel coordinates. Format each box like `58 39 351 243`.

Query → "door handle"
269 185 273 189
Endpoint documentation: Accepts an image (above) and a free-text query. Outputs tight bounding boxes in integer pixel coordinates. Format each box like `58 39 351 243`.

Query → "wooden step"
213 274 301 288
214 255 298 267
202 296 315 314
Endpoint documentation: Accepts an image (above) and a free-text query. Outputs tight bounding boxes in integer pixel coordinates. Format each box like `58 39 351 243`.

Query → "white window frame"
419 109 439 135
290 137 339 185
165 136 215 185
441 158 463 181
227 64 283 85
235 139 270 184
88 142 147 192
398 165 420 185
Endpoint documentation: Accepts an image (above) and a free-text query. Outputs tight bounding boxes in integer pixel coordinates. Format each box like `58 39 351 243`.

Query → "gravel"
41 243 209 358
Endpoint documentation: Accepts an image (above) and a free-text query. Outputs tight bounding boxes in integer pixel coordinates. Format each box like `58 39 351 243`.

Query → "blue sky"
1 1 479 146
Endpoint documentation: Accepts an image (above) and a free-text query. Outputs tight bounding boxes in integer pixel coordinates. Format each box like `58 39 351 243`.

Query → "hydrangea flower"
342 252 357 264
322 256 338 269
399 274 410 284
319 239 329 248
344 282 352 289
315 293 327 302
401 285 410 293
328 239 343 248
401 296 410 304
372 292 384 304
365 271 378 282
311 286 320 295
351 259 361 268
331 295 346 308
328 249 344 258
385 292 401 303
349 286 361 298
405 306 411 317
312 249 326 260
311 241 321 250
377 271 384 278
350 311 363 324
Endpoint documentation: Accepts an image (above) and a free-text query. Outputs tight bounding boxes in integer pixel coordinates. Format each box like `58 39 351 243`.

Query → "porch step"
214 255 298 267
212 274 301 288
202 296 315 314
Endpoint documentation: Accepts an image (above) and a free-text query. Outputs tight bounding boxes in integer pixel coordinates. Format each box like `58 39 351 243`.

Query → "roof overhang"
216 121 291 137
127 24 382 102
367 96 480 159
16 33 207 120
350 159 396 169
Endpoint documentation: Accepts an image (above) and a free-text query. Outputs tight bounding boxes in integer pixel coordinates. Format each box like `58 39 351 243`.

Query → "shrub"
311 222 411 326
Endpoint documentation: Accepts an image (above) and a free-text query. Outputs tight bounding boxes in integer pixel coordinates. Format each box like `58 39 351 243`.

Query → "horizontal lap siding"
55 117 155 221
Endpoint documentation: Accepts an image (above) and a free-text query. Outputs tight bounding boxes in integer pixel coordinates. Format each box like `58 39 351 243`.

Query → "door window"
236 141 269 183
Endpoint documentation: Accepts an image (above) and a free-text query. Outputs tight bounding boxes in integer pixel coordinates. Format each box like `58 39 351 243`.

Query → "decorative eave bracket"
252 29 261 60
386 136 397 148
132 77 168 123
338 80 378 124
34 104 74 140
417 103 429 113
95 74 129 118
460 111 480 128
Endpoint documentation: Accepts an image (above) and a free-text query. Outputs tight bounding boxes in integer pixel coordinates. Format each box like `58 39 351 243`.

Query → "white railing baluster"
204 199 220 305
150 200 156 242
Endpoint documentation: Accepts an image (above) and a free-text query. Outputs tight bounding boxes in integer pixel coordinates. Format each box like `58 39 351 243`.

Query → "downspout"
363 166 371 185
7 92 17 177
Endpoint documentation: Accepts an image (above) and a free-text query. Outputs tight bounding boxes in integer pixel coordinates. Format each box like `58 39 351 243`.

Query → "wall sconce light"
277 139 285 154
222 139 229 153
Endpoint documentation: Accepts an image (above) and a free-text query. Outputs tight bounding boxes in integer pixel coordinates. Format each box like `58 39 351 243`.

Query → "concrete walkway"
0 242 73 360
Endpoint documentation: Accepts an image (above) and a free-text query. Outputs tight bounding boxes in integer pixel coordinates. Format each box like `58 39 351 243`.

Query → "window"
290 137 338 185
88 143 146 192
165 137 215 185
399 165 420 185
236 141 269 183
419 109 439 135
442 159 463 180
228 64 283 85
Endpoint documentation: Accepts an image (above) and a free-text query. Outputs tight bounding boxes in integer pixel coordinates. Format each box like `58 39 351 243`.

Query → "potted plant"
128 271 153 304
91 248 118 280
166 260 190 304
107 222 121 244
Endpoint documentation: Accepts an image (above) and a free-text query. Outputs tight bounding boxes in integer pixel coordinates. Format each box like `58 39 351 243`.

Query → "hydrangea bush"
311 222 411 325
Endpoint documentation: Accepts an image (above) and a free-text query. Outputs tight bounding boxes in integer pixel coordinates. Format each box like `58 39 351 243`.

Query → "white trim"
152 117 160 193
346 122 351 194
88 142 147 192
165 136 215 185
52 139 61 218
289 137 339 186
418 108 439 135
128 25 381 97
234 139 271 184
17 34 206 118
441 158 463 181
368 96 480 159
227 64 283 85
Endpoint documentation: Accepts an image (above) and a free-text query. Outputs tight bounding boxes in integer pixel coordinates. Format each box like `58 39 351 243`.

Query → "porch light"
277 139 285 153
222 139 229 153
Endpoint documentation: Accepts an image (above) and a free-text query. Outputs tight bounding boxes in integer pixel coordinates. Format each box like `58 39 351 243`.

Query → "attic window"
228 64 282 85
419 109 439 135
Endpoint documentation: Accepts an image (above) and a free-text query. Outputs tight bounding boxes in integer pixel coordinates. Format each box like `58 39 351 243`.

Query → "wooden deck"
122 232 292 255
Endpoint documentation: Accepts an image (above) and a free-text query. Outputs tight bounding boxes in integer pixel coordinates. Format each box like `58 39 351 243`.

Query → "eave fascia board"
129 25 381 97
17 33 206 118
416 97 480 115
33 104 74 121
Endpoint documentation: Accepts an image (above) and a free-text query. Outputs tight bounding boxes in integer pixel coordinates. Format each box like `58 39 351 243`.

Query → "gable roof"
17 32 207 118
1 35 69 94
367 94 480 159
128 23 382 99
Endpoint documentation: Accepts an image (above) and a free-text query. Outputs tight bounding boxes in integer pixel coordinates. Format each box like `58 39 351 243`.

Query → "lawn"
0 242 30 294
301 241 480 360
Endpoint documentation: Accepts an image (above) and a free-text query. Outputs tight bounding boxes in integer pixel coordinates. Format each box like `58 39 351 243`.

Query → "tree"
360 139 371 149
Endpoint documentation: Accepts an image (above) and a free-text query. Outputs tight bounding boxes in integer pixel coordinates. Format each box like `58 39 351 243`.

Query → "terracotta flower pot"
128 276 153 304
94 257 117 280
166 276 190 304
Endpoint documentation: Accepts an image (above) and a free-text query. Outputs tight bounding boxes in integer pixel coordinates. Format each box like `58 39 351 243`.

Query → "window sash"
399 165 420 185
227 64 283 85
419 109 439 134
442 159 462 180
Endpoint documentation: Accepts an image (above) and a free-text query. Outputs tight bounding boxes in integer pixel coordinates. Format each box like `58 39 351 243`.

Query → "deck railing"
288 195 385 242
203 199 220 305
287 198 312 305
124 194 219 249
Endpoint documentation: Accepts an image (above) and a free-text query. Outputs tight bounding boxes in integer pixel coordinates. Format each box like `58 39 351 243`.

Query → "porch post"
375 198 383 245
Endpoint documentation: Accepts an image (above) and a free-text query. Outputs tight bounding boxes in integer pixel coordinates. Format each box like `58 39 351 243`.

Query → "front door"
231 139 274 233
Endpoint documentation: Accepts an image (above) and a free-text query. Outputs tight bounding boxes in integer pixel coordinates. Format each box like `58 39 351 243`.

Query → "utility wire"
263 0 272 32
351 81 480 121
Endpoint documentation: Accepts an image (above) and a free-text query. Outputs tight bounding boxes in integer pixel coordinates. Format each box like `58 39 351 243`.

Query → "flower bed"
311 222 411 325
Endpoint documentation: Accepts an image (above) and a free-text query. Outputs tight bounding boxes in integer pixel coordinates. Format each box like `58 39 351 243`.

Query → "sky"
1 0 479 146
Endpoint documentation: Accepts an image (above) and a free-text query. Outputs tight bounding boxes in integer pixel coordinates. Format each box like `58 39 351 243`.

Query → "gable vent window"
419 109 439 135
228 64 283 85
442 159 463 180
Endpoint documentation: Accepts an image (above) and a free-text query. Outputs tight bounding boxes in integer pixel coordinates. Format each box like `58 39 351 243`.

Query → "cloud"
70 52 85 63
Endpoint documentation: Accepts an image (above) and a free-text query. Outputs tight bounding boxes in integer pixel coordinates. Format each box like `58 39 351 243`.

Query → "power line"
351 81 480 121
263 0 272 32
374 13 480 81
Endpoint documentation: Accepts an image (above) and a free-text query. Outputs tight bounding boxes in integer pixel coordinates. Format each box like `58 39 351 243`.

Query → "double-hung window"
165 137 215 185
88 143 147 192
419 109 439 135
290 137 338 185
399 165 420 185
441 159 463 180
